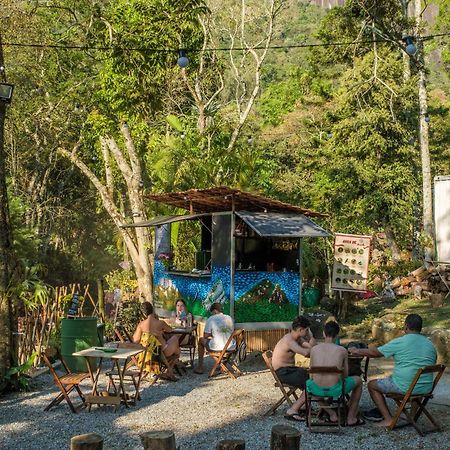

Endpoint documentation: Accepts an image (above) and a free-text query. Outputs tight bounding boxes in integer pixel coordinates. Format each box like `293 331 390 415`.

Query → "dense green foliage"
235 298 298 323
2 0 449 291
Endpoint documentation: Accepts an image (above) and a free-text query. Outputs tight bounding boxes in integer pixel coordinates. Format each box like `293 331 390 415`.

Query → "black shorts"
275 366 308 388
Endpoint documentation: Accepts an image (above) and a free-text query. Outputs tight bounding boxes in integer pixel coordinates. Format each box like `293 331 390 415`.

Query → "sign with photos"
331 233 372 292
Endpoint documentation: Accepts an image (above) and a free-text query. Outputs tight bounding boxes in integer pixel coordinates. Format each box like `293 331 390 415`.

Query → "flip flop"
284 412 306 422
346 418 366 427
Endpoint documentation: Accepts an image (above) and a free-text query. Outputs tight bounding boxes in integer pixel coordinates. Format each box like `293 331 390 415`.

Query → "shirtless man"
308 321 363 426
272 316 316 421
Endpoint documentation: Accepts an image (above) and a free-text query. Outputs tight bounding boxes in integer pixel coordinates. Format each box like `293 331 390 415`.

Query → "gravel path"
1 354 449 450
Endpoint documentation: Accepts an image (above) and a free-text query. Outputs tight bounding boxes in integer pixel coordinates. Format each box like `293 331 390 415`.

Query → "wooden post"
270 425 301 450
230 198 236 320
97 279 105 322
216 440 246 450
70 433 103 450
140 431 177 450
298 238 303 315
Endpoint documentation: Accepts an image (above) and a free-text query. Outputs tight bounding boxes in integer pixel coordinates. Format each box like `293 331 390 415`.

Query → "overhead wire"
2 32 449 53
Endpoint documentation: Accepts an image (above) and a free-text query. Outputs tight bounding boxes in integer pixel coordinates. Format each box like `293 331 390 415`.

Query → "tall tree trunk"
414 0 434 261
400 0 412 81
0 35 13 378
384 223 401 263
59 124 153 303
0 102 13 379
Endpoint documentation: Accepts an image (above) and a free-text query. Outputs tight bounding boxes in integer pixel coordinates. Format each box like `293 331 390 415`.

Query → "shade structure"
146 186 327 218
121 213 210 228
235 211 329 238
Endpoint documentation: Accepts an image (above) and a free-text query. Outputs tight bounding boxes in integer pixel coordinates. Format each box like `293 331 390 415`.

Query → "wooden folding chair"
262 350 302 416
387 364 446 436
305 367 348 433
41 347 90 413
208 329 245 379
106 343 148 403
180 322 198 367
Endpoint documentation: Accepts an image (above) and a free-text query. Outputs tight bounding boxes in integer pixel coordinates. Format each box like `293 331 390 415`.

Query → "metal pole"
230 197 235 320
298 238 303 315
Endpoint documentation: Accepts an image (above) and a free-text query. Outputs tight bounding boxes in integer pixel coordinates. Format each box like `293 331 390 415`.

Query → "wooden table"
73 346 144 410
165 325 196 344
165 326 197 367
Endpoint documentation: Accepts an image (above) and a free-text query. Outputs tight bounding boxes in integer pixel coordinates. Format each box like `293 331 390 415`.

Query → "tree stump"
70 433 103 450
216 440 246 450
140 431 177 450
270 425 301 450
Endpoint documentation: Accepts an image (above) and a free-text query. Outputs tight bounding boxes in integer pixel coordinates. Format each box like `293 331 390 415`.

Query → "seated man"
271 316 316 421
349 313 437 427
308 321 364 426
194 302 235 374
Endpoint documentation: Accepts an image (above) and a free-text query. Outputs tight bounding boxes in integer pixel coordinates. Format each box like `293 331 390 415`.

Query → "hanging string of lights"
2 32 449 54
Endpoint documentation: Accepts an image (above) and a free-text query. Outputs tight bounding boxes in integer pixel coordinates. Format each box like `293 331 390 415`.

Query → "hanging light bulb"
403 36 417 56
177 49 189 68
327 132 333 139
247 136 253 145
424 115 430 123
180 131 186 139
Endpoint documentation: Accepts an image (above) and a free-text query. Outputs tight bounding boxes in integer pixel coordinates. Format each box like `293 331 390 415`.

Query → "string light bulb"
403 36 417 55
177 49 189 68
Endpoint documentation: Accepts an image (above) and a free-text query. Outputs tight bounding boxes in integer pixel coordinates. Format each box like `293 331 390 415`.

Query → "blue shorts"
375 376 402 394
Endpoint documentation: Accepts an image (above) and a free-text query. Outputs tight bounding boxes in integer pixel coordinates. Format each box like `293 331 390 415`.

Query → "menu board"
67 292 80 317
331 233 371 292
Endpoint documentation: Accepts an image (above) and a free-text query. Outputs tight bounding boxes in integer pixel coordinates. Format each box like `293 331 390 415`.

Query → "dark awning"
121 213 211 228
236 211 329 238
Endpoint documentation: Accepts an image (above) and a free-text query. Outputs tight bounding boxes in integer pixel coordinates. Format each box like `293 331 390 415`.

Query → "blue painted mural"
153 261 300 323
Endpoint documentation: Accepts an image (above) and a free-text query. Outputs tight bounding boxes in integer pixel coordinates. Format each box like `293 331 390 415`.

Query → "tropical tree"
0 33 14 378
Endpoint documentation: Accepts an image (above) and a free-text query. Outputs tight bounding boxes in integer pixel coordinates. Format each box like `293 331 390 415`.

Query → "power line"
2 32 449 53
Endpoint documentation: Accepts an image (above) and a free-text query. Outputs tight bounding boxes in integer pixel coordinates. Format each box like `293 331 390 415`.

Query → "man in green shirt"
349 314 437 427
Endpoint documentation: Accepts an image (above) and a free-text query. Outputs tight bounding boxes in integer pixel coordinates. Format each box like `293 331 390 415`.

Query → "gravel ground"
1 354 449 450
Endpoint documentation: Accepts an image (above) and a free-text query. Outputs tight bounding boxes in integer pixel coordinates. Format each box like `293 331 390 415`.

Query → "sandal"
284 412 306 422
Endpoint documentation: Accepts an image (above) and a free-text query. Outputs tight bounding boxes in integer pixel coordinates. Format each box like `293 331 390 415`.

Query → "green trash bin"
61 317 101 373
303 287 320 308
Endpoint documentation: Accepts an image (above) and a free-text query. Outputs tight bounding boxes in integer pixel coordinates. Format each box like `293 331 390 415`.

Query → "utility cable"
2 32 449 53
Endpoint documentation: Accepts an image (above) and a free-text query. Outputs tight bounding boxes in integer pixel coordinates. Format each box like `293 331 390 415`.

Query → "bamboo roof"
146 186 327 218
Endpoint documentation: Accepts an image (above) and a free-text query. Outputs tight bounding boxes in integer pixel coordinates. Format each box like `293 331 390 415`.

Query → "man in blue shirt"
349 314 437 427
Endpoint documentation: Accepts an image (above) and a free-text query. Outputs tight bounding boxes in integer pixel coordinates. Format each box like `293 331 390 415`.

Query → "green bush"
116 298 142 335
235 298 298 323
